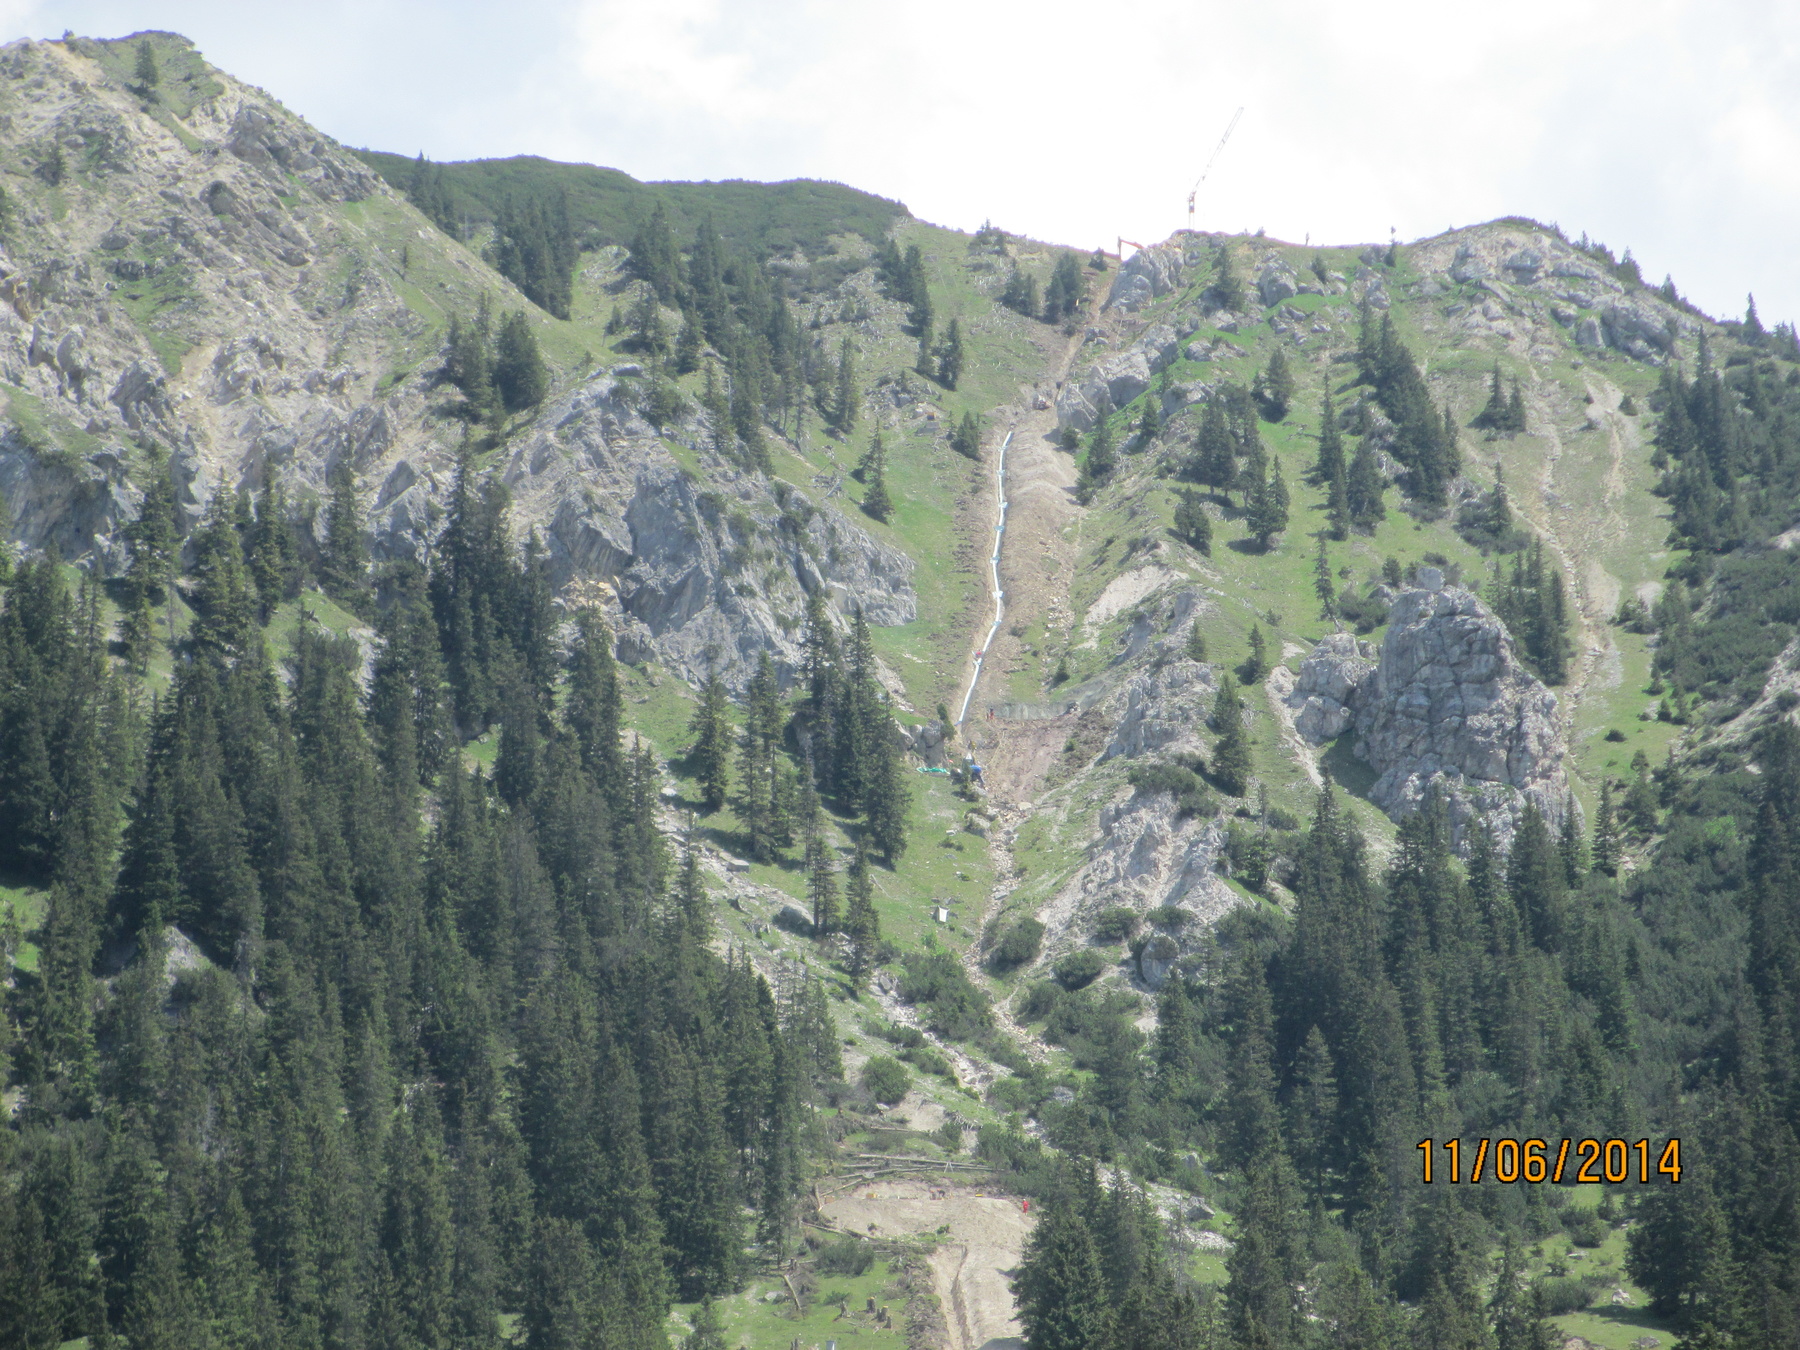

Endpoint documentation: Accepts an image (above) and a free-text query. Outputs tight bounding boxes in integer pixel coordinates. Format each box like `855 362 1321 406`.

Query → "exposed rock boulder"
1290 577 1572 849
1105 243 1185 312
1286 633 1376 742
1256 257 1300 307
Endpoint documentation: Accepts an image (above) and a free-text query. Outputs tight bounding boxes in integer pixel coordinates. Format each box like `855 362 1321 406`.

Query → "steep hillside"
5 27 1800 1350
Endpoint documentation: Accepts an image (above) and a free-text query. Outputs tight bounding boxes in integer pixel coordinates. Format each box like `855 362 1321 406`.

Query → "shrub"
861 1055 911 1105
988 916 1045 971
899 949 992 1040
1053 949 1108 990
1534 1276 1597 1316
1092 906 1140 944
900 1045 956 1081
1147 906 1193 933
1018 981 1061 1021
1128 760 1213 819
815 1238 874 1277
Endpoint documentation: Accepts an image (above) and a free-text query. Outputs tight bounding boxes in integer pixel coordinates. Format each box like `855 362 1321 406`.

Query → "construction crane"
1185 107 1244 232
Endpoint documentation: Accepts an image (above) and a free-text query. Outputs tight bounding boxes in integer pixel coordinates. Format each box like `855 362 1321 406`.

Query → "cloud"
5 0 1797 322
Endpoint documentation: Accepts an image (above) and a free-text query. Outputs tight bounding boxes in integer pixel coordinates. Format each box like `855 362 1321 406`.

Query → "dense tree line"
1488 539 1573 685
686 594 911 871
628 206 814 468
1008 746 1800 1348
1356 305 1461 507
488 192 578 320
0 471 844 1348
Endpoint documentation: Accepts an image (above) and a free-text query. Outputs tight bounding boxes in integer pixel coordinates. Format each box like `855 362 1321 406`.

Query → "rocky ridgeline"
0 35 909 688
1288 571 1573 850
1054 220 1701 442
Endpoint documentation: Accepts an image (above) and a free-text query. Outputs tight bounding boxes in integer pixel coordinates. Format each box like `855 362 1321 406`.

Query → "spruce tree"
687 676 732 812
861 426 893 523
493 310 549 412
801 785 840 935
1347 441 1386 532
1255 348 1294 422
843 836 880 986
1076 404 1115 504
1015 1191 1112 1350
319 459 368 607
1591 781 1619 876
1211 674 1251 796
936 318 965 390
1314 537 1337 621
831 338 858 434
1173 489 1212 554
1248 457 1289 550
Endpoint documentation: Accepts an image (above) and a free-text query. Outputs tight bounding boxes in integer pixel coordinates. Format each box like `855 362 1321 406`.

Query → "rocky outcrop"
501 375 914 688
1289 573 1572 849
1040 789 1238 989
1105 243 1186 312
1055 322 1183 432
1287 633 1376 742
1102 658 1218 761
1256 256 1300 307
1416 226 1698 363
0 34 915 692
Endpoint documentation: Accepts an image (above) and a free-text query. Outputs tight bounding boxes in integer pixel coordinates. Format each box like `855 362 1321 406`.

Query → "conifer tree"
1347 440 1386 532
1248 457 1289 549
493 310 549 412
1314 537 1337 621
801 784 839 935
1173 489 1212 554
861 426 893 523
1211 674 1251 796
1015 1189 1112 1350
831 338 858 434
1213 241 1247 312
319 459 369 609
1043 252 1086 323
1076 404 1115 504
1254 348 1294 422
843 836 880 986
688 676 732 812
1185 622 1208 663
1591 780 1619 876
936 318 965 390
133 40 159 91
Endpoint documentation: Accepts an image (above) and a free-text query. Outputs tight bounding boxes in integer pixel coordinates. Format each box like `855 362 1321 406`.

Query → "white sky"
6 0 1797 326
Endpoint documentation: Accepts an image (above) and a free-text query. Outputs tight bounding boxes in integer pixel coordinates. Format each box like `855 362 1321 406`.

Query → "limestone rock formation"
1041 788 1238 989
0 33 913 690
1289 574 1572 849
1105 242 1186 312
1103 658 1218 762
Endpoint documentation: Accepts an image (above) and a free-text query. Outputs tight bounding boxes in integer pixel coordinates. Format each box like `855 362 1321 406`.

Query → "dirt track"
821 1179 1033 1350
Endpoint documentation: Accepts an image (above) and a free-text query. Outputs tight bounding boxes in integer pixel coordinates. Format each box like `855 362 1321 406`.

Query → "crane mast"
1186 107 1244 231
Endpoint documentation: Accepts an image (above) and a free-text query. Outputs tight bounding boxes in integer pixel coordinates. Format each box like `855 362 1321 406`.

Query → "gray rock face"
1286 633 1376 742
1055 342 1156 432
1103 658 1218 761
504 376 915 690
1256 258 1300 306
1052 790 1239 989
1105 244 1185 312
0 36 915 693
1291 583 1572 850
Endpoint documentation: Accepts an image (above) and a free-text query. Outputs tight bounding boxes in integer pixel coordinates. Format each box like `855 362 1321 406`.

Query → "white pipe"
955 429 1013 730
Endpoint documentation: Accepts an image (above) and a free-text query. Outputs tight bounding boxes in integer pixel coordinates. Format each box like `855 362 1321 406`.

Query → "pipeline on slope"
955 429 1013 730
